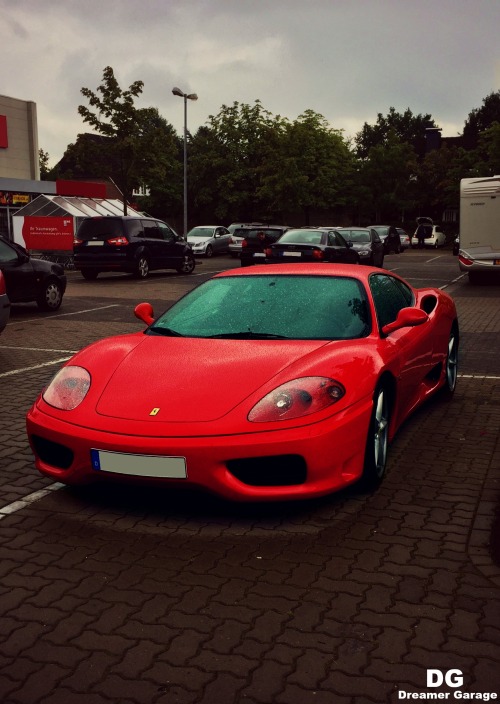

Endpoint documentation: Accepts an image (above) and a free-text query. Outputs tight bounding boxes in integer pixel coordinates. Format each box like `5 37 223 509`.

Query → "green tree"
355 107 436 160
471 121 500 175
39 148 51 180
259 110 355 223
356 130 418 223
78 66 144 214
462 91 500 150
189 100 285 222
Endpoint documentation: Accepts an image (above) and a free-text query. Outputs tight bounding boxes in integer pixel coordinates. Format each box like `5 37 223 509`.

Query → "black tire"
176 253 195 274
441 326 459 399
134 255 150 279
37 278 63 311
205 245 213 258
359 383 391 492
81 269 99 280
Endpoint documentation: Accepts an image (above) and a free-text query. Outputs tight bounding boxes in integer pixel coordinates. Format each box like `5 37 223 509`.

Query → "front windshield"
187 227 214 237
340 230 371 243
149 275 371 340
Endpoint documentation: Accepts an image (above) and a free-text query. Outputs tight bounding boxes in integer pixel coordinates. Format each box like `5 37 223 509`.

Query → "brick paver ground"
0 273 499 703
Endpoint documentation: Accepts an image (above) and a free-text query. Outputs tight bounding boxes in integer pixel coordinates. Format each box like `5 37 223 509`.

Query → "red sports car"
26 264 459 502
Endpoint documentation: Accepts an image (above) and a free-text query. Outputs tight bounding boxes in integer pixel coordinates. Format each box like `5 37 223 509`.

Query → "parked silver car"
187 226 231 257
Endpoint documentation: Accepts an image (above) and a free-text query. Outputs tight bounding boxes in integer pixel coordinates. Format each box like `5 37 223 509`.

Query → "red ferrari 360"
26 264 459 501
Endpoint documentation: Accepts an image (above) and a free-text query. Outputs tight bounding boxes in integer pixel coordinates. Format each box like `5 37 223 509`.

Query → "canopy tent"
12 195 143 253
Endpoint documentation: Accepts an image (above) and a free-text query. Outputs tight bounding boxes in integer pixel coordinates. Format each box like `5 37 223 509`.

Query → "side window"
126 219 144 238
157 222 175 241
327 233 336 246
0 240 18 264
142 220 161 239
369 274 412 330
334 232 348 247
371 229 381 243
392 278 414 306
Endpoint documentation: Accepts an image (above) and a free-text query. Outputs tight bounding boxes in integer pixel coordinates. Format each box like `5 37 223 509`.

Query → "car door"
214 227 230 253
141 219 163 269
0 238 37 303
370 230 385 266
157 221 181 267
370 273 435 417
325 231 358 263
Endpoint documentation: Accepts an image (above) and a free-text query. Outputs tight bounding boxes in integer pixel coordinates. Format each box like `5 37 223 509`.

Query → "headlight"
42 366 91 410
358 250 371 257
248 377 345 422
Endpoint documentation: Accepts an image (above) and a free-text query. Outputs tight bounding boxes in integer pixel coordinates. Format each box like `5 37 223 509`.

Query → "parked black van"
74 216 195 279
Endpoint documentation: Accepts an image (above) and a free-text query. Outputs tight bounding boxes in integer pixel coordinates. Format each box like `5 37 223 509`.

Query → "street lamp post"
172 86 198 237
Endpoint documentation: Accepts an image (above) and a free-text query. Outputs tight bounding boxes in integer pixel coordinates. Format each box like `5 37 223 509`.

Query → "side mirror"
134 302 154 326
347 241 353 248
382 307 428 335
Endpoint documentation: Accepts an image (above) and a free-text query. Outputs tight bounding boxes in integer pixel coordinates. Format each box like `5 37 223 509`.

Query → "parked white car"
396 228 411 249
411 218 447 248
187 226 231 257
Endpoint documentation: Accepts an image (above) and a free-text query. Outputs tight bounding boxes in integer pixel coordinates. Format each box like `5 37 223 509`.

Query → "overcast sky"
2 0 499 166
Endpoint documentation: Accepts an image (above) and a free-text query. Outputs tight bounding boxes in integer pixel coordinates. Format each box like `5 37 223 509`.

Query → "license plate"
283 251 302 257
91 449 187 478
86 241 104 246
253 253 265 258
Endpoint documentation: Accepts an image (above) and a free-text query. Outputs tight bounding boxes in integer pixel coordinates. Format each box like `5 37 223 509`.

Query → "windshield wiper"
208 331 290 339
148 326 184 337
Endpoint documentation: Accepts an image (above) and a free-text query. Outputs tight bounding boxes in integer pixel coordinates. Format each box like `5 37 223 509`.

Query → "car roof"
215 262 377 281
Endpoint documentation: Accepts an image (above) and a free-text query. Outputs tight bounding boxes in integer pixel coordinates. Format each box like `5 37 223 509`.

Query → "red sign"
0 115 7 148
21 216 74 251
56 180 107 198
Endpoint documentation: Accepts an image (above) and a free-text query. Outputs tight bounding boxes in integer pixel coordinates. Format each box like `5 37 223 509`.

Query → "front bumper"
26 397 372 502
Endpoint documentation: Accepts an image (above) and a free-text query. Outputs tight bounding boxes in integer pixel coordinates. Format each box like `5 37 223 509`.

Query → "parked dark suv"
240 226 290 267
74 217 195 279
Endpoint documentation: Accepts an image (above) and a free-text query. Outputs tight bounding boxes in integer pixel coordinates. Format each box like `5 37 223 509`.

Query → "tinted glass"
244 229 285 242
340 229 371 243
77 218 125 240
277 230 323 245
158 222 175 241
142 220 160 239
369 274 414 329
149 275 371 340
0 239 18 264
126 219 144 238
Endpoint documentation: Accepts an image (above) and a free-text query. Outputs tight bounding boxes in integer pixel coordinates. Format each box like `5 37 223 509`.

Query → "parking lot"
1 249 499 703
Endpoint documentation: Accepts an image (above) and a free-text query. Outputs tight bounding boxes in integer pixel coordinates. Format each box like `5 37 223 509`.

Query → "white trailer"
459 176 500 283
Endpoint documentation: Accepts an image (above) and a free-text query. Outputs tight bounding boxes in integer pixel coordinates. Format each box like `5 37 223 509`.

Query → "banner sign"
21 216 74 251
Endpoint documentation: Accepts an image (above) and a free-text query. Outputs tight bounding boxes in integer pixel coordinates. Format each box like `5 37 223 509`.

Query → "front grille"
226 455 307 486
31 435 74 470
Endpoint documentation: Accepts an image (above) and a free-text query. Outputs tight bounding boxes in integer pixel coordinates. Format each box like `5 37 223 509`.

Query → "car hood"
187 237 212 245
94 335 332 423
349 242 372 250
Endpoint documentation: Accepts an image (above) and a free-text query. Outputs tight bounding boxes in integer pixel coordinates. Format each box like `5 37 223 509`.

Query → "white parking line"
0 346 78 354
459 374 500 380
0 483 64 520
425 255 444 263
0 357 71 378
6 304 120 326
